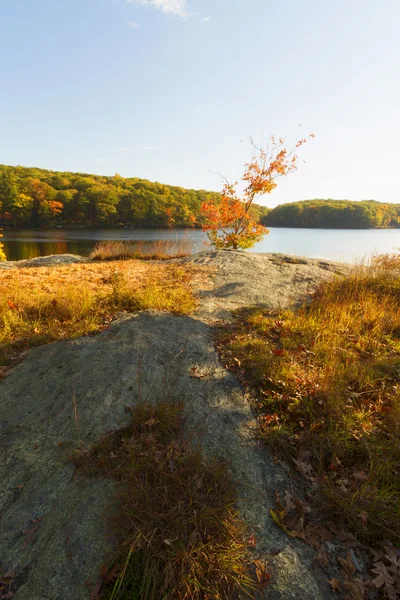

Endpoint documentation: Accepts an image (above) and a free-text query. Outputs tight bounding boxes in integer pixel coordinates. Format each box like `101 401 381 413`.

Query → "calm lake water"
1 227 399 263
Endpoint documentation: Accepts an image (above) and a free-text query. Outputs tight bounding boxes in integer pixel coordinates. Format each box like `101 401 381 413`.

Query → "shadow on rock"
0 310 334 600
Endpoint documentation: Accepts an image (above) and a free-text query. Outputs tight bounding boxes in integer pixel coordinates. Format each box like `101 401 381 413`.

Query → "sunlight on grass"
89 238 194 261
217 256 400 543
0 261 199 370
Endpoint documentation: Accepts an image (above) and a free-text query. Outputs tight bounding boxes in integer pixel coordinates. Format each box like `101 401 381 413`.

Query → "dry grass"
0 260 206 371
74 401 253 600
217 257 400 544
89 239 194 261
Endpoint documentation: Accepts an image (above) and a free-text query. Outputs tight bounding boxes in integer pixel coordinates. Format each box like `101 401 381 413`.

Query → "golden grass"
0 260 206 371
89 238 194 261
217 258 400 543
74 401 253 600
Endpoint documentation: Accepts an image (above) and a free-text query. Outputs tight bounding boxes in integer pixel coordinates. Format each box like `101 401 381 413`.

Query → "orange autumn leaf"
7 299 18 311
253 559 271 589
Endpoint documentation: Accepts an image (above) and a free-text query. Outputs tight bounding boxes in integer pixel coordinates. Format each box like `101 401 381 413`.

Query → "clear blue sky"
1 0 399 206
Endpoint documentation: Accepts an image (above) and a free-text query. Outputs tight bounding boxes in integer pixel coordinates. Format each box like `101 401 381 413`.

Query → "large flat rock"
184 250 348 320
0 311 333 600
1 250 345 599
0 254 88 270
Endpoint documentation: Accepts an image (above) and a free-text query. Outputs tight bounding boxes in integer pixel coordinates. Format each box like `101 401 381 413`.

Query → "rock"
0 254 88 270
183 250 348 320
0 251 342 599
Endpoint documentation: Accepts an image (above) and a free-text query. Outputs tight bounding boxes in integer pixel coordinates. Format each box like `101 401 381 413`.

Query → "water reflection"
1 227 399 263
1 229 206 261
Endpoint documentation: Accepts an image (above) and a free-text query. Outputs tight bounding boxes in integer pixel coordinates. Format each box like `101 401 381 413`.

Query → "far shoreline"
1 224 400 231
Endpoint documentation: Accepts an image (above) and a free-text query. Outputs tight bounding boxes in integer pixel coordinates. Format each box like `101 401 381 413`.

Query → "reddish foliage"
201 134 314 249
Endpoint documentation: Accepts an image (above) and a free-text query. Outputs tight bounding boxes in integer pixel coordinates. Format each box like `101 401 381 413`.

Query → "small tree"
201 134 314 249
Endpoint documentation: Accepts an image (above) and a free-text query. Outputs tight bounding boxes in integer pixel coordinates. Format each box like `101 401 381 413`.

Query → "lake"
1 227 399 263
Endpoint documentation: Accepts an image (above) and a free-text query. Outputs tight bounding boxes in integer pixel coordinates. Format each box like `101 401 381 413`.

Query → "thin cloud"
116 147 133 151
125 0 188 18
139 145 163 151
126 20 140 28
95 158 109 163
202 16 211 22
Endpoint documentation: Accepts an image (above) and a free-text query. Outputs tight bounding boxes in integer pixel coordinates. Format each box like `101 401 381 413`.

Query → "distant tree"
25 178 57 224
165 207 175 227
38 200 64 225
12 193 34 224
201 135 314 249
0 169 19 219
263 199 400 229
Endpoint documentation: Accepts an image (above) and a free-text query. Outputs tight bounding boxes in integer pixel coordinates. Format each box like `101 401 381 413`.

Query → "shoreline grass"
89 239 194 261
217 253 400 545
74 401 253 600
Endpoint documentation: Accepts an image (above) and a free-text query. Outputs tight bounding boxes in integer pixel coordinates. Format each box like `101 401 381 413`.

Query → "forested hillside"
0 164 238 228
3 166 397 231
263 199 400 229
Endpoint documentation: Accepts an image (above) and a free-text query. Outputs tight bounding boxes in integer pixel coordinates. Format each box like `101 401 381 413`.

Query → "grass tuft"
74 401 253 600
217 259 400 544
89 239 194 261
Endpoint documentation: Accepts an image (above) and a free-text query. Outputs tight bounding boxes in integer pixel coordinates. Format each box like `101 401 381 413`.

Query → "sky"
0 0 399 207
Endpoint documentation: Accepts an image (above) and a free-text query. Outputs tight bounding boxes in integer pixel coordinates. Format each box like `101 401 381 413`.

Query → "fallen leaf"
292 450 314 480
86 580 101 600
7 299 18 311
189 366 210 380
339 552 356 579
328 578 342 593
315 545 329 568
283 490 296 511
371 561 394 589
383 543 400 572
270 508 293 537
337 529 359 548
272 349 284 356
294 496 311 517
343 578 365 600
314 525 333 544
253 560 271 589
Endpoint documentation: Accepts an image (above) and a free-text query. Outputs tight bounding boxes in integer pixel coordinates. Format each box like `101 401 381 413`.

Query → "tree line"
0 164 232 228
2 165 397 231
262 199 400 229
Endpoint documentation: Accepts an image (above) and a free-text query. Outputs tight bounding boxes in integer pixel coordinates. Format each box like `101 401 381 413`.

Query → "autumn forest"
0 164 399 230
